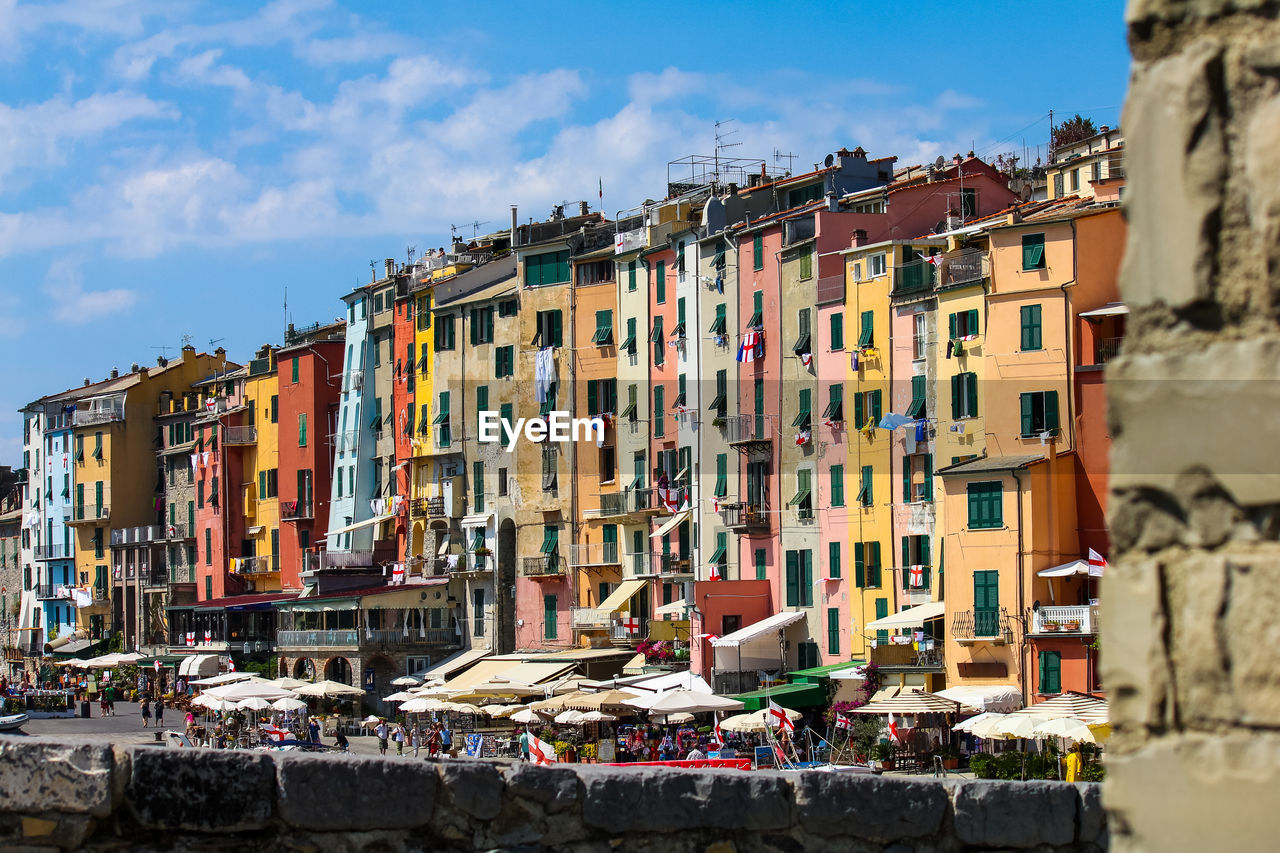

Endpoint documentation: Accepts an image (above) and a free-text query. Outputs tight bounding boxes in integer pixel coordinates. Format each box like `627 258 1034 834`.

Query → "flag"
260 724 289 742
695 632 719 641
203 630 211 644
709 565 723 581
888 712 901 745
850 350 859 370
795 430 811 446
909 565 924 588
737 331 761 363
835 714 852 731
154 660 162 673
799 352 813 368
1088 548 1108 577
227 659 236 672
769 700 795 733
598 177 603 205
530 734 558 765
918 252 942 266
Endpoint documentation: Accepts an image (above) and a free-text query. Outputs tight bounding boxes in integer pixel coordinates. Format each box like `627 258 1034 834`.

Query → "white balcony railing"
1032 604 1098 635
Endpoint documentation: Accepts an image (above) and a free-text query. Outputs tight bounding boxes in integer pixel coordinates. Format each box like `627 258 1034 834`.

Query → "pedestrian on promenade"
517 727 530 762
394 723 405 756
140 698 151 728
105 683 116 716
375 720 389 755
411 724 421 758
440 722 453 758
427 723 441 757
1064 744 1082 782
308 717 321 744
99 691 109 717
154 698 164 727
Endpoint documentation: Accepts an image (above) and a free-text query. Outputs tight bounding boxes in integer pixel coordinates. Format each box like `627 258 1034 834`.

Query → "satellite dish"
823 153 835 168
935 155 946 169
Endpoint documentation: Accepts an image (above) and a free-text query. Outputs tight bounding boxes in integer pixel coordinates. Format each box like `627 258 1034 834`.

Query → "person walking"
394 723 405 756
154 697 164 728
99 690 110 718
439 722 453 758
518 727 530 762
411 724 421 758
375 719 389 755
140 698 151 728
1064 743 1083 782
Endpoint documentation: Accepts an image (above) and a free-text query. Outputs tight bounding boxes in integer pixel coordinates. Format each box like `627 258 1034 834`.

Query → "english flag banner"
888 712 901 745
530 735 558 765
769 700 795 733
1088 548 1108 577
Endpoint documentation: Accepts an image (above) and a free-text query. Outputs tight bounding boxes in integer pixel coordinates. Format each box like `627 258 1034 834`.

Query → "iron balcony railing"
1095 337 1122 364
74 405 125 427
368 628 456 646
950 607 1014 642
33 544 68 561
723 413 772 445
281 501 314 521
720 501 770 533
322 550 375 569
411 497 445 517
569 542 621 566
522 554 566 577
66 504 110 524
223 426 257 445
36 584 73 600
110 525 171 546
894 258 936 295
656 553 693 575
277 629 360 647
942 250 988 287
627 551 652 577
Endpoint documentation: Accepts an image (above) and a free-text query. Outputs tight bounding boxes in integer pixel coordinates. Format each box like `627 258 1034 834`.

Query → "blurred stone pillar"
1106 1 1280 848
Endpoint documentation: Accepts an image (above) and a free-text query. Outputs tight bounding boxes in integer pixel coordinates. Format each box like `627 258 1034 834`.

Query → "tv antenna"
714 119 741 184
774 148 797 175
450 221 489 240
208 337 225 350
151 345 173 358
407 245 417 265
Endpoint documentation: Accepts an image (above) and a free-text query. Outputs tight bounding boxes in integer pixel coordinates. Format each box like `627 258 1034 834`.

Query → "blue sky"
0 0 1130 462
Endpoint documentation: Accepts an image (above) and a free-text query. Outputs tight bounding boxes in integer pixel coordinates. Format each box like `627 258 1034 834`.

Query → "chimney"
256 344 271 360
1100 125 1110 134
510 206 519 247
84 378 91 386
727 182 739 196
182 344 195 354
825 191 838 213
853 229 869 247
214 346 226 360
953 153 963 165
579 201 590 217
110 368 119 379
385 259 395 280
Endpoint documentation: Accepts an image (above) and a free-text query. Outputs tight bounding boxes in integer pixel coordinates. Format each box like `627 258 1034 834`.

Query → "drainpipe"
568 266 579 637
1012 466 1028 702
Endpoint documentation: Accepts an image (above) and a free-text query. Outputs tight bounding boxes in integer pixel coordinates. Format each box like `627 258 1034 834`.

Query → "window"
854 541 882 588
1020 304 1043 351
746 290 763 328
650 316 664 365
94 527 103 559
790 468 813 520
586 378 617 416
500 403 513 432
827 607 840 655
709 531 728 574
852 388 882 429
472 588 486 637
469 306 495 344
473 461 485 513
788 182 823 208
798 251 812 280
533 310 563 347
752 233 764 270
967 481 1003 529
709 303 726 336
577 259 613 285
291 357 299 383
974 570 1000 635
858 310 874 347
1038 651 1062 694
902 453 933 502
674 374 687 408
1070 169 1080 192
1019 391 1060 436
868 253 886 277
416 297 431 329
498 467 508 496
1053 173 1064 198
755 548 766 580
913 312 927 359
653 386 664 438
655 260 666 304
857 465 873 507
476 385 489 436
197 480 204 509
93 432 102 459
434 391 451 447
621 318 637 356
948 309 979 339
830 312 843 350
714 453 728 498
543 594 558 640
901 535 932 589
961 187 977 218
592 309 613 344
906 374 927 418
600 444 615 482
627 260 637 291
829 541 841 579
674 297 686 337
785 549 813 607
434 314 456 350
495 345 514 378
1022 233 1046 270
526 250 571 286
850 261 862 281
1091 160 1102 182
793 308 811 355
792 388 811 429
257 469 278 499
623 385 638 422
830 464 844 507
710 370 727 417
204 528 212 565
951 372 978 419
822 384 843 421
370 397 383 433
498 298 518 317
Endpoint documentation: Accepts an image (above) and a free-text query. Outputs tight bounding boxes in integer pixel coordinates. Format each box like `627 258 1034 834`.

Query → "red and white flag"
835 714 852 731
620 615 640 635
799 352 813 368
695 632 718 641
154 660 162 673
203 630 212 645
737 331 761 363
909 565 924 588
227 659 236 672
769 700 795 733
887 712 901 745
712 715 725 747
795 430 811 446
1087 548 1108 577
260 724 289 742
530 734 558 765
709 565 723 581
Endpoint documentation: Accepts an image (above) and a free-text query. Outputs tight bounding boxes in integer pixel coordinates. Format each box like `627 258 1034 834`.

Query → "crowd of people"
372 719 454 758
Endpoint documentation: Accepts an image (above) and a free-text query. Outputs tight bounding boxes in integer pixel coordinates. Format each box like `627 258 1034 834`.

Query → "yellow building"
408 269 437 575
238 350 282 592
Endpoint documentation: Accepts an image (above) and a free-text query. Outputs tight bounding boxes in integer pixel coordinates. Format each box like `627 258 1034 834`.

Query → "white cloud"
43 256 136 324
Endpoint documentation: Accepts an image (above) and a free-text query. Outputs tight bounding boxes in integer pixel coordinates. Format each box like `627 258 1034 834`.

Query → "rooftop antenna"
407 245 416 266
714 119 741 186
774 148 797 175
181 334 193 348
150 345 173 358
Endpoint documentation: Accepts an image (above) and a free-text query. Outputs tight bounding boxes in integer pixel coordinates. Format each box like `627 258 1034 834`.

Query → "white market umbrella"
401 697 445 713
645 689 745 715
480 704 521 718
271 697 309 712
509 708 543 725
383 691 417 703
652 712 694 724
293 679 364 698
554 709 585 724
236 697 273 711
577 710 618 723
360 715 383 728
953 712 1007 733
190 672 258 687
1032 717 1112 743
391 675 422 687
192 694 236 712
203 682 296 702
719 707 801 733
444 702 485 715
973 714 1042 739
270 677 312 690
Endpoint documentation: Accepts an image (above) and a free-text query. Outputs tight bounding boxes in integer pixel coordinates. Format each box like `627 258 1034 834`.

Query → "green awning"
620 332 636 352
821 399 842 419
671 322 686 338
745 312 762 329
730 681 828 711
470 529 485 551
787 660 866 684
792 333 810 355
620 400 636 418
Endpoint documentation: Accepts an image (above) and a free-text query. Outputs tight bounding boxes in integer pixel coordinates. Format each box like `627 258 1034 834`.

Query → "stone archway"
324 656 352 685
293 658 316 681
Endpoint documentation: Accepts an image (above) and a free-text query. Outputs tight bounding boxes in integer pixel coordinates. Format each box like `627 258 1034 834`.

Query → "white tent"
190 672 259 687
178 655 220 678
293 680 364 698
639 689 745 715
203 682 296 702
935 685 1023 713
710 612 805 673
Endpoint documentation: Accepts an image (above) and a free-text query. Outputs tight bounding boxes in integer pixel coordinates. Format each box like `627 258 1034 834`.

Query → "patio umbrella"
720 707 801 733
645 689 745 715
293 679 364 698
382 691 417 703
190 673 259 687
566 690 647 712
270 677 312 690
953 711 1007 733
271 697 309 712
444 702 485 715
967 714 1012 739
236 697 273 711
203 682 296 702
652 712 694 724
1009 692 1109 724
1032 717 1112 743
360 715 382 727
531 692 590 713
401 697 446 713
192 694 236 712
850 689 963 716
975 714 1042 739
554 709 585 724
480 703 523 718
509 708 543 725
390 674 422 687
577 710 618 723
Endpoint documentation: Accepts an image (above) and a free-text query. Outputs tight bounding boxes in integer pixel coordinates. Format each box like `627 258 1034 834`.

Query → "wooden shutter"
902 455 912 502
854 391 864 429
828 607 840 655
552 310 563 347
902 536 910 572
829 541 841 578
1020 393 1033 437
869 541 881 587
965 373 977 419
785 550 799 607
951 374 961 419
922 453 933 500
967 309 979 336
801 550 813 606
587 381 598 416
854 542 865 587
948 312 957 340
1045 391 1060 431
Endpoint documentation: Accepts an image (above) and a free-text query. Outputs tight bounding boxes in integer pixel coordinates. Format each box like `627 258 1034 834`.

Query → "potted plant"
711 417 726 429
1043 620 1061 632
1063 619 1081 632
937 744 961 770
870 741 896 770
473 546 492 557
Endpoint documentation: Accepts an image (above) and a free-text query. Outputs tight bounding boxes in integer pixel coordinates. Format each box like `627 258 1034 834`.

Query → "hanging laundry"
915 419 927 442
850 350 859 371
795 430 811 446
534 347 556 403
823 418 841 429
949 422 966 434
190 453 200 471
710 495 720 513
953 340 965 357
365 619 373 640
418 607 426 638
945 340 954 359
709 565 723 581
201 452 211 466
799 352 813 368
877 413 914 431
737 331 761 363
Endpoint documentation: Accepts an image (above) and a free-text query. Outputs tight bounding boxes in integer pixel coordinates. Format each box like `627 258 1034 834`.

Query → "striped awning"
850 689 962 715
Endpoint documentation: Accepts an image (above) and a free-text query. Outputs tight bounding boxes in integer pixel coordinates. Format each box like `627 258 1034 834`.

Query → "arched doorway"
324 656 352 685
293 658 316 681
498 516 517 653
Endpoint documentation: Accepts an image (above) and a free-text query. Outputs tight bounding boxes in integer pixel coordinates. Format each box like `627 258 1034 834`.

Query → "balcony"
657 553 693 577
412 497 445 518
74 405 125 427
33 544 68 561
110 525 167 546
626 551 653 577
281 500 314 521
223 425 257 445
141 567 170 588
320 550 375 570
232 555 278 575
36 584 73 601
568 542 621 567
723 414 773 454
277 629 361 647
720 501 771 534
572 608 612 629
870 642 945 672
950 608 1014 645
589 488 661 519
1030 604 1099 636
163 561 196 584
1094 337 1122 364
334 431 358 452
941 250 988 288
614 227 646 254
522 554 566 577
65 504 110 525
571 609 647 644
368 628 457 646
893 258 936 295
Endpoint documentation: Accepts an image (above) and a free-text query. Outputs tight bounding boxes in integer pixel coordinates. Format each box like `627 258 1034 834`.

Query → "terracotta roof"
189 592 300 611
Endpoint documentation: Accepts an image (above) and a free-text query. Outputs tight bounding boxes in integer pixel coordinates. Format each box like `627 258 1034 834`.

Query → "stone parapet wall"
0 739 1105 851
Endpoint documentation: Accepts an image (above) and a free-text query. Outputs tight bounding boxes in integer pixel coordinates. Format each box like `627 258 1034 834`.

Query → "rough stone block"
127 747 275 832
1076 783 1106 845
952 780 1075 848
579 766 789 834
795 772 945 841
436 760 502 820
1099 555 1169 738
277 753 436 830
0 740 114 817
502 762 581 814
1224 552 1280 726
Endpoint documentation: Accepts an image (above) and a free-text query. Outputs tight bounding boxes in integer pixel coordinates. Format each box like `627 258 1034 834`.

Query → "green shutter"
1020 392 1033 437
552 310 563 347
830 464 844 507
785 550 799 607
861 464 873 506
869 541 881 587
831 312 843 350
875 598 889 643
903 454 914 503
828 607 840 655
921 535 931 570
710 303 726 334
858 310 874 347
966 373 978 418
871 389 882 422
948 312 957 340
628 260 637 291
587 381 598 416
544 594 558 640
1022 234 1045 270
902 535 910 573
800 551 813 607
755 548 767 580
291 357 299 383
656 261 666 303
854 542 865 587
753 234 764 270
922 453 933 500
1021 304 1042 351
715 453 727 497
829 541 841 579
1045 391 1060 432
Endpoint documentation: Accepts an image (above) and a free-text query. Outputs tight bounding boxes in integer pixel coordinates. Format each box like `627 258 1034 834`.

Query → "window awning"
620 400 636 418
1037 559 1089 577
649 511 689 539
599 579 647 613
864 600 945 630
432 411 449 424
710 611 805 647
708 393 725 412
1078 302 1128 318
620 333 636 352
324 515 387 538
461 512 493 527
437 533 451 556
470 529 485 551
792 333 810 355
730 681 827 712
745 311 762 328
